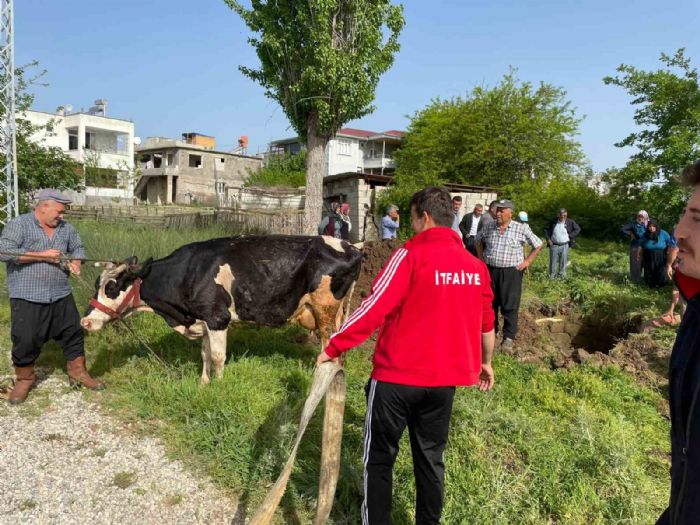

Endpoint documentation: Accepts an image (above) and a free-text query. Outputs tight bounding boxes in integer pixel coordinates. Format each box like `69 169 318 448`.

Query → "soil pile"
352 240 403 309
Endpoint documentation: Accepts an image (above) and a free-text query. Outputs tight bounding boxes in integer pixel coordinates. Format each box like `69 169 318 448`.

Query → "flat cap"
36 188 72 204
495 199 514 210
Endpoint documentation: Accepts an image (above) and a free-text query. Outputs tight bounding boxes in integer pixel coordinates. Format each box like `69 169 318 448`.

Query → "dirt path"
0 371 240 525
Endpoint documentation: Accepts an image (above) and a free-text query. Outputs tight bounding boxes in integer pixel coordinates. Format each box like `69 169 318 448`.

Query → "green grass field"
0 223 675 524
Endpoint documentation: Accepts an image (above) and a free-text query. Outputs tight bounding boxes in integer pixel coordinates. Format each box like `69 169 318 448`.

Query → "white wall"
326 137 363 176
23 110 134 171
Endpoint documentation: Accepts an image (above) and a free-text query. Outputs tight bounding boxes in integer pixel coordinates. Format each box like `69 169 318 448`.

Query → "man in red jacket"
317 186 496 525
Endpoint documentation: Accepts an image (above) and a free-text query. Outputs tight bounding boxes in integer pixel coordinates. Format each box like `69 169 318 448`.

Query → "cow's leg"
200 335 212 386
207 327 228 380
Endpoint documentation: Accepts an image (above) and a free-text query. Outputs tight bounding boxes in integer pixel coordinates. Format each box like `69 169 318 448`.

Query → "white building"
23 100 136 204
268 127 403 177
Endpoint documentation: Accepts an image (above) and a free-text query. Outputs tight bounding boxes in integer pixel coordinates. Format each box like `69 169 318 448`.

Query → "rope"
69 271 169 370
0 250 118 264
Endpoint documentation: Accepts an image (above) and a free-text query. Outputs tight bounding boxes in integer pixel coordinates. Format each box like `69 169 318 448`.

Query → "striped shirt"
477 220 542 268
0 213 85 303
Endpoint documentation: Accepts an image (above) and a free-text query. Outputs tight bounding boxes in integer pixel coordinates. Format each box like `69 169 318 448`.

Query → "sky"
16 0 700 172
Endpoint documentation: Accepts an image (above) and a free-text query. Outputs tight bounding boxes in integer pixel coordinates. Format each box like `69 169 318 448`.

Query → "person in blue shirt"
640 218 678 288
382 205 400 240
621 210 649 284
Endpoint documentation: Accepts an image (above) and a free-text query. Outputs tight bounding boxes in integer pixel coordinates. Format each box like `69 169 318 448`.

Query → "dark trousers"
465 236 478 257
10 294 84 367
362 379 455 525
643 249 671 288
488 266 523 340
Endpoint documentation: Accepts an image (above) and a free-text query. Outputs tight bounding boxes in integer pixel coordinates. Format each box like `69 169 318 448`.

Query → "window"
188 154 202 168
215 181 226 195
85 131 94 150
68 131 78 151
337 139 351 156
166 153 176 167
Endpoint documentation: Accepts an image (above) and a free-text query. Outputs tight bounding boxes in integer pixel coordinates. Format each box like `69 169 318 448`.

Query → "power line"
0 0 17 223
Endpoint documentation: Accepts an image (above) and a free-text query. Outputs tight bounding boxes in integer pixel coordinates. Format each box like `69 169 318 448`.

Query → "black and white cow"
81 235 362 385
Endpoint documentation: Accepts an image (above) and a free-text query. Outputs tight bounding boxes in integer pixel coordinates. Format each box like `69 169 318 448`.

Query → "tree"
2 63 82 209
603 49 699 225
391 71 584 196
226 0 404 233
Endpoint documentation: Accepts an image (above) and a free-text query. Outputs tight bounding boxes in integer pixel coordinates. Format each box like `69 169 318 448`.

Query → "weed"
112 471 136 489
18 499 36 511
165 493 184 506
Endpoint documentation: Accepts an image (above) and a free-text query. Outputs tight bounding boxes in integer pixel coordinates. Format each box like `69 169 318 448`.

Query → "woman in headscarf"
621 210 649 283
318 202 343 238
640 218 678 288
339 203 351 240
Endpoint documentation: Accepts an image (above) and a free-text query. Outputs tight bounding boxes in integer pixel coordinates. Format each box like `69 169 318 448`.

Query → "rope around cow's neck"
69 270 169 369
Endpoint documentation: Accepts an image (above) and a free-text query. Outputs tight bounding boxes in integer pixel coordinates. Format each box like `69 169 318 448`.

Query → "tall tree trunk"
304 114 328 235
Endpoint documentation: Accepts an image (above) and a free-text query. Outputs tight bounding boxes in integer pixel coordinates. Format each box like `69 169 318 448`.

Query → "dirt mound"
352 240 403 309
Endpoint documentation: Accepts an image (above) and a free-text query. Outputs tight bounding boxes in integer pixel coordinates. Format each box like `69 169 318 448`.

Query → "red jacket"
325 227 495 387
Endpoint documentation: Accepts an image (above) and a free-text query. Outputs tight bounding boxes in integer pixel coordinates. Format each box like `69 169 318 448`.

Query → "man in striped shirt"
0 189 104 405
318 186 495 524
477 199 543 349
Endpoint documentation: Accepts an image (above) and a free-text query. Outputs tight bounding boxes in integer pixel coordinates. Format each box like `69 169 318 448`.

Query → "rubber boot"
66 356 105 391
9 365 35 405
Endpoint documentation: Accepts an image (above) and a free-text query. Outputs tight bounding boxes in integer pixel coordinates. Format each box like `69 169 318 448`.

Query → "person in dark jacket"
622 211 649 283
543 208 581 279
458 203 484 256
657 160 700 525
640 219 678 288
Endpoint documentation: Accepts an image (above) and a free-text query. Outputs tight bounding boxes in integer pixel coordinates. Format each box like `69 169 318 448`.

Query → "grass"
0 224 675 524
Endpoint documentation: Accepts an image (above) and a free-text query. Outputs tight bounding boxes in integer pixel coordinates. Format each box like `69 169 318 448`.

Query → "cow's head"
81 256 152 331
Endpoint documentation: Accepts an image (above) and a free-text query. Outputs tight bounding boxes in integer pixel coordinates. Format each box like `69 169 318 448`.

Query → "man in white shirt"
459 203 484 256
543 208 581 279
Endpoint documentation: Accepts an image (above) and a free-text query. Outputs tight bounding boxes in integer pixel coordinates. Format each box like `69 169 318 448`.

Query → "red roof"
338 128 375 138
337 127 404 139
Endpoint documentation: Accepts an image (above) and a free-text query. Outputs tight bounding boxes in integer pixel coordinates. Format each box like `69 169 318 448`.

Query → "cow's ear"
126 257 153 278
124 256 138 266
137 258 154 278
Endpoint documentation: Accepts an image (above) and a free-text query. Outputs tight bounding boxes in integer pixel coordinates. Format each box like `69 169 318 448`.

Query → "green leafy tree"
245 150 307 187
225 0 404 233
603 49 699 226
1 63 83 210
392 71 584 195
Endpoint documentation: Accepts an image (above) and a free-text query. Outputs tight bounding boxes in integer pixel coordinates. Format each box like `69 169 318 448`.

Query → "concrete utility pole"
0 0 17 223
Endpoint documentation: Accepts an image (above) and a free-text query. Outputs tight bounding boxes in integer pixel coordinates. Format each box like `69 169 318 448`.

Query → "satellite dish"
133 136 142 146
65 104 73 113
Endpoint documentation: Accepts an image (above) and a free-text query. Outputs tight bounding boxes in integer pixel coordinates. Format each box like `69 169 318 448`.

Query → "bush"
245 151 306 188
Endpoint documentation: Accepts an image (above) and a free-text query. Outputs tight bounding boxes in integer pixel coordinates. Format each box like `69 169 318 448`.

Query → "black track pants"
487 266 523 340
10 294 84 366
362 379 456 525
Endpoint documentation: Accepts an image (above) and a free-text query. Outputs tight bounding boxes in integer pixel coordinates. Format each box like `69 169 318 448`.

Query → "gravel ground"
0 372 241 524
